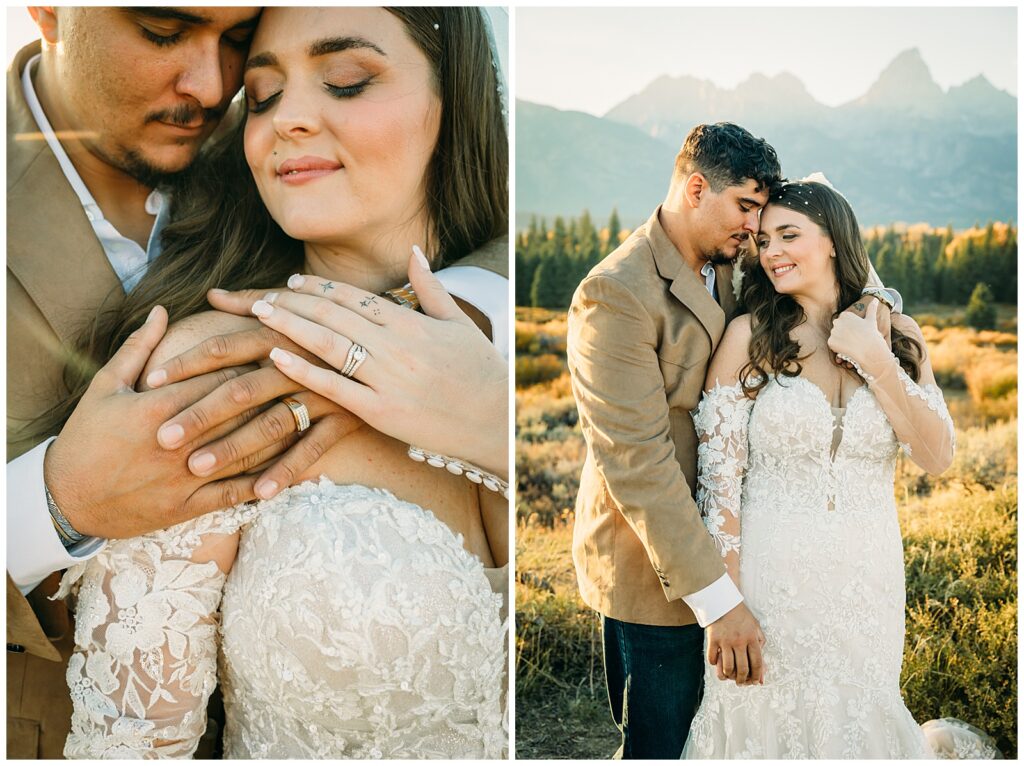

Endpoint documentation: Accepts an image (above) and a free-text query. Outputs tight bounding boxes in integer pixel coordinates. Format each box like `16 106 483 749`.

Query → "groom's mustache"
146 103 226 129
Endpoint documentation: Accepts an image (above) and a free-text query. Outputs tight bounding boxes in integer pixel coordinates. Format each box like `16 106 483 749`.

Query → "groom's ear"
684 172 707 209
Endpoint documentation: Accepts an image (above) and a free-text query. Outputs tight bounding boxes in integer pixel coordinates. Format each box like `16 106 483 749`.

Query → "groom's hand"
145 322 363 500
44 307 265 539
705 602 766 686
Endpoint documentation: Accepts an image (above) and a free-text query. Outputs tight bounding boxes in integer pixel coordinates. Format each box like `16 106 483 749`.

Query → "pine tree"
964 282 997 330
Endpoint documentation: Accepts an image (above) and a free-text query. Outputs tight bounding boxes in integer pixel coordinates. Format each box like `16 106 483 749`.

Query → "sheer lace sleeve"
862 357 955 475
693 382 755 586
54 505 258 759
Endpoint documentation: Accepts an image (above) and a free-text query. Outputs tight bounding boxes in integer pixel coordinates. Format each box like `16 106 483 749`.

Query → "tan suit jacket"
567 208 739 627
7 40 509 758
7 41 125 759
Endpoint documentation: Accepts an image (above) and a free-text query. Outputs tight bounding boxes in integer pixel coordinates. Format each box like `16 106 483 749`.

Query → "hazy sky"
517 7 1017 115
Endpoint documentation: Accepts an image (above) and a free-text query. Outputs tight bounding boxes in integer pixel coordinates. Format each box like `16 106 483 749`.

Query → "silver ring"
341 343 368 378
282 397 311 433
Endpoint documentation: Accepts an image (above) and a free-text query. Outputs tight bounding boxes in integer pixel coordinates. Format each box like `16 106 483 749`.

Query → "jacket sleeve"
567 273 726 601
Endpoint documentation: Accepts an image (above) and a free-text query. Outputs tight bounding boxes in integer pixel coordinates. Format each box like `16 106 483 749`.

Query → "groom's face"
697 178 767 265
35 7 261 185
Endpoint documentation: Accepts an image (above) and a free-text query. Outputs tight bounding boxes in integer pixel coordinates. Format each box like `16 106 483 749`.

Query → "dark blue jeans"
602 615 705 759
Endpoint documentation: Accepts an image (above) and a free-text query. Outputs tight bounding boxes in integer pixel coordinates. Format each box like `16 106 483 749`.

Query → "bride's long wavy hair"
738 181 921 397
29 7 508 444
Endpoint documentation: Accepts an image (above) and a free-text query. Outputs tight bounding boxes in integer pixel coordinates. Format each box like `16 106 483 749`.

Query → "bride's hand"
827 300 894 380
243 248 508 478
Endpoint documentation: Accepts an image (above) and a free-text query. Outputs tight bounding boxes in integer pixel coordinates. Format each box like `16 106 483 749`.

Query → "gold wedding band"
282 397 311 433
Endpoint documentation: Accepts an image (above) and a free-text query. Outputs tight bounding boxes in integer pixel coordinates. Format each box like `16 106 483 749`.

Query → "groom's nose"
741 209 759 233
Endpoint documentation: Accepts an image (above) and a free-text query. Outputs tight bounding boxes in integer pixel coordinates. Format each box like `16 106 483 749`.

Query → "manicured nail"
190 451 216 475
146 306 161 323
251 300 273 318
287 274 305 289
412 244 430 270
264 292 279 304
255 479 279 500
209 288 228 296
269 347 292 366
146 368 167 388
158 423 185 448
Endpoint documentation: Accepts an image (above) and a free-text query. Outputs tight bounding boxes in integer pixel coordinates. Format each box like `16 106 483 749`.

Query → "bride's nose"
272 90 321 140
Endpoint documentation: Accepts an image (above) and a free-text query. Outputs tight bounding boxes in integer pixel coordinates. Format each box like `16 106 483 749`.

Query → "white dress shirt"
9 54 509 594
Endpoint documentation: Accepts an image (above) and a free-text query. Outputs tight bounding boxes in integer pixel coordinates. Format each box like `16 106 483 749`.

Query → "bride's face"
756 204 836 298
242 8 441 245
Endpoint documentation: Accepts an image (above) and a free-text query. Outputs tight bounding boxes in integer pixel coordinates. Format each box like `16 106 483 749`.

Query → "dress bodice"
219 479 507 759
745 376 900 520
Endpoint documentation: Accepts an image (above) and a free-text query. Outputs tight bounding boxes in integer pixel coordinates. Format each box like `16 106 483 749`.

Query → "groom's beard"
706 251 737 266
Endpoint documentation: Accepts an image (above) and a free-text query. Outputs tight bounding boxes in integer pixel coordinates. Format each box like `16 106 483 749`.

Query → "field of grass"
514 307 1017 759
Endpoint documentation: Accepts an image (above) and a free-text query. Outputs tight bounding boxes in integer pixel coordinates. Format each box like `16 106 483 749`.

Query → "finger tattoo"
319 281 335 294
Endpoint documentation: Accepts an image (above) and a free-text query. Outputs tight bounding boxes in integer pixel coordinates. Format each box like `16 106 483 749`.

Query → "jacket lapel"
7 42 123 350
645 209 725 345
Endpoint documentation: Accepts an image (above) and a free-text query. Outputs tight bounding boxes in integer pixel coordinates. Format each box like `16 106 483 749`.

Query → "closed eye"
325 78 372 99
140 27 182 47
248 91 281 114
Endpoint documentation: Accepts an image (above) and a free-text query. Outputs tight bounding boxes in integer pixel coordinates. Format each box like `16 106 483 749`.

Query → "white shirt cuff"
7 437 106 594
435 266 509 361
681 573 744 628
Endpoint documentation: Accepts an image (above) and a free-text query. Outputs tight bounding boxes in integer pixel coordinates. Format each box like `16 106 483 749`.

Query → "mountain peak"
856 47 943 109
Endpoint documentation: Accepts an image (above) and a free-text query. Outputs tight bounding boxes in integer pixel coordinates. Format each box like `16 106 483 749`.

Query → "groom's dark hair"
673 123 781 193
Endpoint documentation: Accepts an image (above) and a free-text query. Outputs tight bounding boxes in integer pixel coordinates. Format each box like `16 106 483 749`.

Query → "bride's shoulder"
705 314 753 389
721 313 754 345
142 311 261 384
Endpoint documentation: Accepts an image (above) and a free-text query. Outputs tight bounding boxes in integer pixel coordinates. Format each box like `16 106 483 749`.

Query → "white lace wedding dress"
681 370 999 759
57 478 508 759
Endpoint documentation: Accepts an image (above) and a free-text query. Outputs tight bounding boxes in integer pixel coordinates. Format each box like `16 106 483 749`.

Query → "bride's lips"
770 262 796 278
277 156 343 185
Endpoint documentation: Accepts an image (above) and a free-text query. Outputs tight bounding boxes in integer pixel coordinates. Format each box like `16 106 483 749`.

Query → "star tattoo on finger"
319 281 335 294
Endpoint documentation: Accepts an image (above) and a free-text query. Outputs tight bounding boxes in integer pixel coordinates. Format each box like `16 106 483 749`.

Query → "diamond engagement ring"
282 397 311 433
341 343 368 378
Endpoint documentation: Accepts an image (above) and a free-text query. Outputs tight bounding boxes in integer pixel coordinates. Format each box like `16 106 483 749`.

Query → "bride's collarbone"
296 427 496 567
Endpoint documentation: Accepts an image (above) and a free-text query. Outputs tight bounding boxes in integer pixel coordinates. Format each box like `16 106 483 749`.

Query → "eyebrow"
128 7 260 32
308 36 387 58
247 35 387 73
740 197 764 208
128 7 211 25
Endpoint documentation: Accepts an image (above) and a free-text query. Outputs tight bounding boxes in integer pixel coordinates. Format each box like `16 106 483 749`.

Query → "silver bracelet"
45 484 86 548
407 446 510 499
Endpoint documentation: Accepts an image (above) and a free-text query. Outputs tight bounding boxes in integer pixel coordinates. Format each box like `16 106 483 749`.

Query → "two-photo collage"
5 4 1016 760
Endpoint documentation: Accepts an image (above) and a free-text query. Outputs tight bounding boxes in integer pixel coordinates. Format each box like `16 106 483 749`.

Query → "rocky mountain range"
516 49 1016 228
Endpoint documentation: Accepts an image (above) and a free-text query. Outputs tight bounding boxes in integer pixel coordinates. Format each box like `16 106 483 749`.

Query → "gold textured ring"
282 397 311 433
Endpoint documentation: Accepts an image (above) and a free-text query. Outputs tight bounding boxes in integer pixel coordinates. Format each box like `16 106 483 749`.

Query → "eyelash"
326 78 372 99
141 27 181 47
248 79 372 115
758 234 796 248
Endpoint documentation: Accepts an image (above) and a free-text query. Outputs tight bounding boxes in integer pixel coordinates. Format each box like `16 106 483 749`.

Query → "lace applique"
218 479 507 759
60 504 258 759
693 382 754 558
895 367 957 451
61 480 507 759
